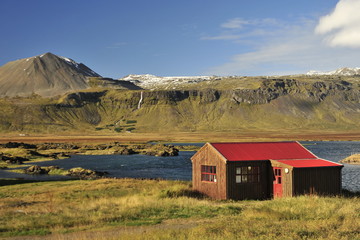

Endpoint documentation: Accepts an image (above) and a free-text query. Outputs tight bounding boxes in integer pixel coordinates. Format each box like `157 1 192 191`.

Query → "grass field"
0 179 359 240
2 129 360 145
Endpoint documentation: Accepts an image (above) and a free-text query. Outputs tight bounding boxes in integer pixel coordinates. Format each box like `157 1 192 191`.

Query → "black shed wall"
227 161 271 200
293 167 342 196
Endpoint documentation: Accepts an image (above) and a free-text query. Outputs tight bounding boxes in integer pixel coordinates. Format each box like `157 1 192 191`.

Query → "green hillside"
1 76 360 135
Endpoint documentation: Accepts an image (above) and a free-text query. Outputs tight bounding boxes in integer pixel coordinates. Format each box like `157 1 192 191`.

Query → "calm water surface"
1 141 359 192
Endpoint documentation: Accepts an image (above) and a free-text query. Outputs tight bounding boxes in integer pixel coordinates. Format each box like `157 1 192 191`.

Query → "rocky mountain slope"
1 76 360 134
1 53 360 134
0 53 140 97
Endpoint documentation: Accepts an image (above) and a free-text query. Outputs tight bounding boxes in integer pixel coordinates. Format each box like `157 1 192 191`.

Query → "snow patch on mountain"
24 53 99 77
120 74 219 89
307 67 360 76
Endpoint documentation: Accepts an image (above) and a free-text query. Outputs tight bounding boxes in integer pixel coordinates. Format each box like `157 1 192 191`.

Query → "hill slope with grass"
1 76 360 135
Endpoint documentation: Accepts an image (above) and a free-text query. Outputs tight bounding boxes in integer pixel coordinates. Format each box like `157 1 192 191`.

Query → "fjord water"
304 141 360 192
1 141 359 192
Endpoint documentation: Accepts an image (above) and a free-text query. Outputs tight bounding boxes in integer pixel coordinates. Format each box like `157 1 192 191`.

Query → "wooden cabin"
191 142 343 200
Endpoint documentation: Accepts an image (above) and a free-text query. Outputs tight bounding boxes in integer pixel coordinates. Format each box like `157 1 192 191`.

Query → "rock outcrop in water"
23 165 108 179
340 154 360 164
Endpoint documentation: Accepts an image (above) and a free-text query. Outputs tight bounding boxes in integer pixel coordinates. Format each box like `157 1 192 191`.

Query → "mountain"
1 76 360 135
307 67 360 76
0 52 103 97
120 74 217 89
2 55 360 135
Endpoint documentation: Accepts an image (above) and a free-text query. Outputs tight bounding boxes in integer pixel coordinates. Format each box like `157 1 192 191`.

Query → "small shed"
191 142 343 200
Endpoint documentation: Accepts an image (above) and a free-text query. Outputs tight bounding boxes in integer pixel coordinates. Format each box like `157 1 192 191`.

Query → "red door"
273 167 282 198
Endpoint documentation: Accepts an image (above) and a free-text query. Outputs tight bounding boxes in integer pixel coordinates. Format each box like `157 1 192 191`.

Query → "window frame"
235 166 260 184
274 168 282 184
201 165 217 183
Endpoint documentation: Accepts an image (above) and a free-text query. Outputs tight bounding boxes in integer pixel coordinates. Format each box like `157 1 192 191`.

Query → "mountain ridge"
1 53 360 135
1 77 360 135
306 67 360 76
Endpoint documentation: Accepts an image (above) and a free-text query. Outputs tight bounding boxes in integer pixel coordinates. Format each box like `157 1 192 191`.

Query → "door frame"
273 167 283 198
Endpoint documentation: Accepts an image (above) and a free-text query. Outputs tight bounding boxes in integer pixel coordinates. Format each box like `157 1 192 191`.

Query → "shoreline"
2 131 360 144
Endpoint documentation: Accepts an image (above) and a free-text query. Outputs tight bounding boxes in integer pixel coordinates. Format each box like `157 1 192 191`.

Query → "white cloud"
221 18 250 29
221 17 281 29
202 17 282 44
315 0 360 47
205 19 360 76
203 1 360 76
200 34 241 41
206 25 322 76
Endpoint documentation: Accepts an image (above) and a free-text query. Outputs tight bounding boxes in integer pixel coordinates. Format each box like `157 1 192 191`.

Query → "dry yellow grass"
2 129 360 145
0 179 359 240
340 153 360 164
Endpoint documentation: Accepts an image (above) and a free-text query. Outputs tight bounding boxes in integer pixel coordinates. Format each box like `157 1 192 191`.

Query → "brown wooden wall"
227 161 271 200
293 167 342 196
191 143 227 200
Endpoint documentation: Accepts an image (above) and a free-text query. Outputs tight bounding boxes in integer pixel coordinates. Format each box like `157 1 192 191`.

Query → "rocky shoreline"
0 141 185 179
23 165 108 179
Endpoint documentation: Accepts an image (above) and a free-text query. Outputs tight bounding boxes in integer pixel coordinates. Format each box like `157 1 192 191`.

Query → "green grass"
2 75 360 136
0 179 359 239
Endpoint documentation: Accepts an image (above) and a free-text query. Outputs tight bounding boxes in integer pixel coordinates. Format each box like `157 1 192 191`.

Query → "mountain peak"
40 52 56 57
0 53 101 97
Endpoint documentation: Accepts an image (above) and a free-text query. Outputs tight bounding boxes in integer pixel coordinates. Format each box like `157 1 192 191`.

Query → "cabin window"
274 168 282 184
201 165 217 182
235 166 260 183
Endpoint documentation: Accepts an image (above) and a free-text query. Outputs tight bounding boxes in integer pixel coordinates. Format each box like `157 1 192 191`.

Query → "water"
0 141 359 192
300 141 360 192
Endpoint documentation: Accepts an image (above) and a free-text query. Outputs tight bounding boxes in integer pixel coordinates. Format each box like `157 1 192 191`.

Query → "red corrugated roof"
276 159 342 168
210 142 317 161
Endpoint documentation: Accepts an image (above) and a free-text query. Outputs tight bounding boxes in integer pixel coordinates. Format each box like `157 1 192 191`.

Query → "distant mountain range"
121 67 360 89
120 74 218 89
2 53 360 134
1 51 360 97
306 67 360 76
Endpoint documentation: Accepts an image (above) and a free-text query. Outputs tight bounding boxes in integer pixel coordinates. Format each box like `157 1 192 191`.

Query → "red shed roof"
276 159 343 168
210 142 317 161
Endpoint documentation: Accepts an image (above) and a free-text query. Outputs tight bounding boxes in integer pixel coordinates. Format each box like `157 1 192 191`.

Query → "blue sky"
1 0 359 77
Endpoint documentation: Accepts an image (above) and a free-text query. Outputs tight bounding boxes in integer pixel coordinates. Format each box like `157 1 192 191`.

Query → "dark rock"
116 147 137 155
1 154 28 164
143 144 179 157
58 91 106 108
42 166 60 172
3 142 36 149
14 156 29 162
24 165 46 174
36 143 80 150
27 150 47 157
95 144 112 150
55 152 70 158
24 165 61 174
